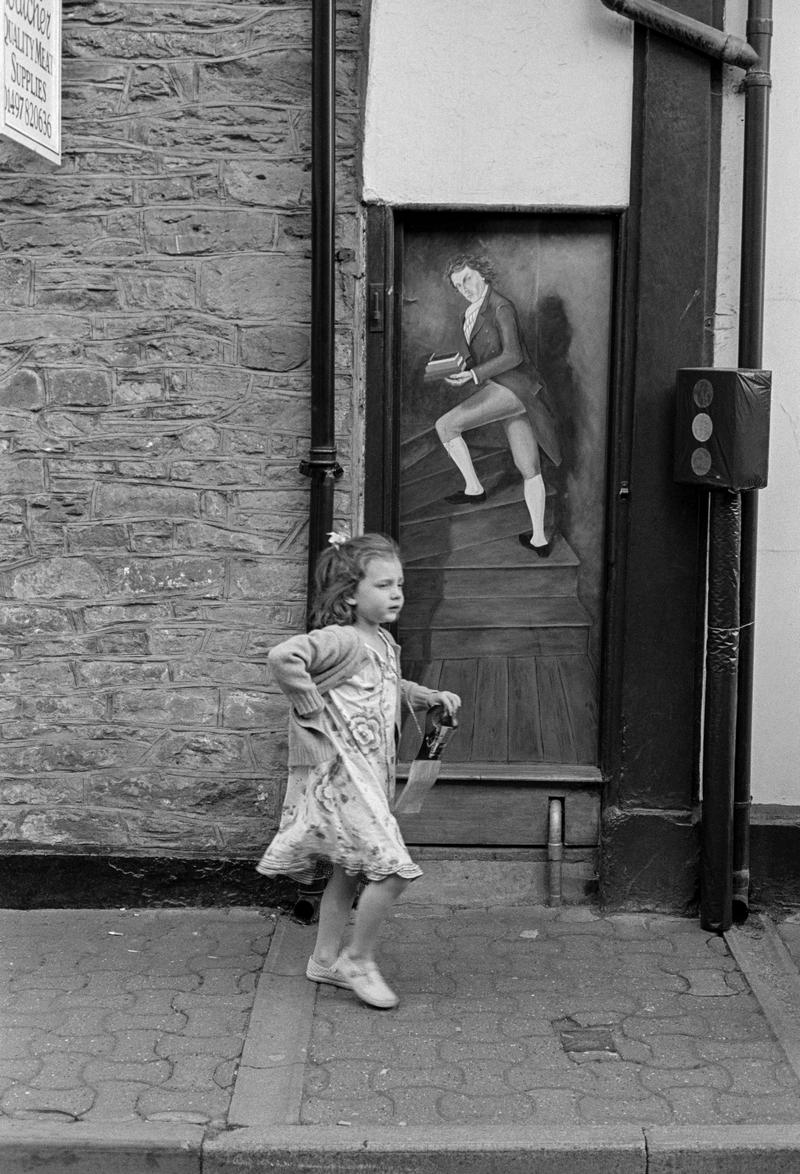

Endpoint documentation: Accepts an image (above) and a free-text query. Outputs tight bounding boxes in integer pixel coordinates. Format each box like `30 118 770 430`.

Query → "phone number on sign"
4 87 52 135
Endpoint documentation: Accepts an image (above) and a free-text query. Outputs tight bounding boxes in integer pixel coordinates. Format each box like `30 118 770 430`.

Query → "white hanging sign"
2 0 61 164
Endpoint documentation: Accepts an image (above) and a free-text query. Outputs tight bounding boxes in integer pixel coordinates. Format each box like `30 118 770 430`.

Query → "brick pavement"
4 900 800 1173
300 904 800 1131
0 908 274 1126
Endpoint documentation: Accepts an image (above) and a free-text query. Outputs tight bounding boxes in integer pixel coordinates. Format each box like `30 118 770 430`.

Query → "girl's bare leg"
312 865 360 967
343 874 409 965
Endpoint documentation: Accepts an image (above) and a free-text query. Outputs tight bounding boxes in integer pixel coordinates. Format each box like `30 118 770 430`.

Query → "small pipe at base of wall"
548 798 564 907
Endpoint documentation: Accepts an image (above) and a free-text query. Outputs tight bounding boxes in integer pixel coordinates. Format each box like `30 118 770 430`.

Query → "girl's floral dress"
256 631 422 885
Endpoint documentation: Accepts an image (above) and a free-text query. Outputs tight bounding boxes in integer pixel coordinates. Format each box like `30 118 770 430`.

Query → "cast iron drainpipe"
599 0 771 926
293 0 342 925
300 0 343 617
734 1 772 923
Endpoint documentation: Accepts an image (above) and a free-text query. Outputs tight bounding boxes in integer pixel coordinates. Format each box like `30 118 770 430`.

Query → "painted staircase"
397 428 599 769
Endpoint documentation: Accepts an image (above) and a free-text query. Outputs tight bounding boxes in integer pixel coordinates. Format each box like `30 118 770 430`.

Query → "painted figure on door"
434 252 562 555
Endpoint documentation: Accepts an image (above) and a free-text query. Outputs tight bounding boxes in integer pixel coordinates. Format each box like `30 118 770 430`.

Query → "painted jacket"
465 286 562 466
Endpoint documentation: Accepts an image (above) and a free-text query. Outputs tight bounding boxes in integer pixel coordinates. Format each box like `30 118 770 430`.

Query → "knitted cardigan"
267 623 438 766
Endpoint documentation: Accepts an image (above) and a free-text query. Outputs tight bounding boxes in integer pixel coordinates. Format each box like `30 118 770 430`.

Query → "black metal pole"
302 0 341 622
732 0 772 921
700 490 741 933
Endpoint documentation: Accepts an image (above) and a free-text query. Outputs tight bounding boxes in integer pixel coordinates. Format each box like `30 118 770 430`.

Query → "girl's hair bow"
327 530 349 548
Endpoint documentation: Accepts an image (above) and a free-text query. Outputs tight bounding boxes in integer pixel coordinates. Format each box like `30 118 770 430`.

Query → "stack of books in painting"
424 351 466 381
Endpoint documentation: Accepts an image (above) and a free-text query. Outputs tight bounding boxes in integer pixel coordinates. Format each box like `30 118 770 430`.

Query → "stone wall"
0 0 364 858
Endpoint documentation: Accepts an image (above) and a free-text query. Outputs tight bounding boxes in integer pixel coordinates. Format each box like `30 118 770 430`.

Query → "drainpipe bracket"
299 454 344 481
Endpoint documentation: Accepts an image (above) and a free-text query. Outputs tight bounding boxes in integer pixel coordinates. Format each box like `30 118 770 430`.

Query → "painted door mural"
396 214 614 771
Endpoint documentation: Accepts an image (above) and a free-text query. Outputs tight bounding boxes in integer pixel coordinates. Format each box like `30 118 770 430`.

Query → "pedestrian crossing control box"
674 367 771 491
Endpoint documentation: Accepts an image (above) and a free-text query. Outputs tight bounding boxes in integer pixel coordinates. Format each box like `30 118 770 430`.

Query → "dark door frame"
364 205 631 790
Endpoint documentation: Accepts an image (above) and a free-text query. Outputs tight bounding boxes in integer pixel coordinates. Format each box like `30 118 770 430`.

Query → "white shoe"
305 955 350 988
335 954 399 1009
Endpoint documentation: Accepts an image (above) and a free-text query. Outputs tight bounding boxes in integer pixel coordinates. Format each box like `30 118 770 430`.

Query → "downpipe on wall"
295 0 342 924
733 1 772 924
301 0 343 618
599 0 772 929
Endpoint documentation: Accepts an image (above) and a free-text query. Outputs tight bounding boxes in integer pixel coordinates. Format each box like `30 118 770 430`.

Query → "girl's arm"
401 679 461 718
268 626 358 714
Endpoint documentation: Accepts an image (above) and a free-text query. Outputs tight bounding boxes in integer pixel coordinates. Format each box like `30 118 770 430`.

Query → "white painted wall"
362 0 633 208
717 2 800 806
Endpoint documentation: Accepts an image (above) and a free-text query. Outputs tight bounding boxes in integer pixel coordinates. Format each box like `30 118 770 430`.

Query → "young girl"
257 532 460 1010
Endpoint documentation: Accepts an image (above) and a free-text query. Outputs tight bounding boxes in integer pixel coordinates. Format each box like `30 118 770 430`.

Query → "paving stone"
679 969 739 996
1 1084 95 1118
372 1063 464 1092
135 1085 229 1120
82 1059 171 1085
437 1090 536 1122
155 1033 245 1060
578 1093 672 1126
86 1081 153 1121
301 1094 395 1125
716 1092 800 1122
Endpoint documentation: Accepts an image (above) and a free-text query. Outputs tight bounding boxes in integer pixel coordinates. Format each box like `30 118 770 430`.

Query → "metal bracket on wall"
368 283 385 332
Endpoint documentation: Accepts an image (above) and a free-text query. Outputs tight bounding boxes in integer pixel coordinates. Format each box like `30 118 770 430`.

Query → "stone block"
113 688 218 727
0 604 71 635
0 368 42 409
249 731 290 771
0 457 43 493
170 460 262 487
85 772 261 817
3 733 148 774
76 660 170 688
37 275 121 313
66 524 129 552
199 256 310 320
106 556 225 598
144 209 277 256
222 691 273 729
10 556 105 600
222 161 310 208
47 369 112 407
21 694 107 722
95 483 200 521
199 50 311 106
0 258 31 306
179 426 220 453
228 558 306 600
240 325 309 371
172 525 272 556
13 809 131 848
0 779 83 806
116 272 197 311
114 377 164 405
147 732 251 771
144 333 226 365
0 523 27 557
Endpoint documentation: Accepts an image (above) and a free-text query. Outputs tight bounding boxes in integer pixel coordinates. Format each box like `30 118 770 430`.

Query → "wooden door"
366 210 619 850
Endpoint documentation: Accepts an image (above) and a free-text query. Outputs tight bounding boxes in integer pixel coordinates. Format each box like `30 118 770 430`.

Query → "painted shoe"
305 955 350 989
444 490 487 504
335 954 399 1009
518 531 551 558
